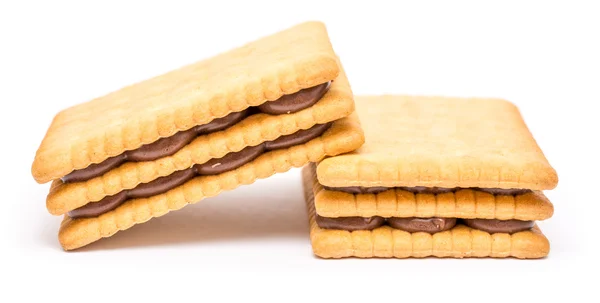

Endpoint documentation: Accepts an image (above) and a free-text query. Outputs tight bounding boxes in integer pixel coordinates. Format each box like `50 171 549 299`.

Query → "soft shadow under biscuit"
70 174 309 251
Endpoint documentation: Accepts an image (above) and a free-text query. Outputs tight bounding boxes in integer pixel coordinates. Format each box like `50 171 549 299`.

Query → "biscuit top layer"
317 95 558 190
32 21 339 183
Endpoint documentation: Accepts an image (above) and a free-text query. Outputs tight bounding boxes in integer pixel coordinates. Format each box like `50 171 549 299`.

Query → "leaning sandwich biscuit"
303 95 558 259
32 22 365 250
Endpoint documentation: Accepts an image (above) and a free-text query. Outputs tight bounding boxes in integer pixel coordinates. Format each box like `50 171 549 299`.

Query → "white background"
1 0 598 302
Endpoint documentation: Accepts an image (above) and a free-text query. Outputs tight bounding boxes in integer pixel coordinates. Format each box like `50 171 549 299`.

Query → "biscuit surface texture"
59 115 364 250
33 21 339 183
303 166 549 259
317 95 558 190
47 68 355 215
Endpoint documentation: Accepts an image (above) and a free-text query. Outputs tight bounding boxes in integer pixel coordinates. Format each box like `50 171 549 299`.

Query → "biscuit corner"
510 227 550 259
310 229 352 259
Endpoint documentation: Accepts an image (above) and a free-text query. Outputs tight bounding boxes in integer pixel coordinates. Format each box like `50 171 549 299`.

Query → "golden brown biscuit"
59 114 364 250
47 68 355 215
302 166 550 259
317 95 558 190
32 21 340 184
307 165 554 220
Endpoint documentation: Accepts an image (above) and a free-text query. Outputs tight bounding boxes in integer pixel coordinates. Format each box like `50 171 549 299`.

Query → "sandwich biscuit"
304 95 557 259
31 21 365 250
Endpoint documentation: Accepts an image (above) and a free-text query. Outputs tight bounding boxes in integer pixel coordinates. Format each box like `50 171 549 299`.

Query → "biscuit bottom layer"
68 122 332 218
62 81 331 183
315 215 535 234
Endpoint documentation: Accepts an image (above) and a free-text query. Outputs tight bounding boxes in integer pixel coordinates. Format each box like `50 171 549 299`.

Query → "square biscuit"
303 166 550 259
306 164 554 220
33 21 340 183
317 95 558 190
58 114 364 250
47 65 355 215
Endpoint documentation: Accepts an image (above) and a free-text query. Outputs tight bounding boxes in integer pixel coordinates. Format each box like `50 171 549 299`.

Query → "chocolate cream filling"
68 122 332 219
325 186 532 196
62 81 331 183
316 216 386 231
316 215 533 234
388 217 457 233
463 219 535 234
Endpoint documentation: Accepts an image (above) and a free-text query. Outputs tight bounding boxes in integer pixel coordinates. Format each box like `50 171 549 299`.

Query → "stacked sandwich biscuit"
303 95 558 259
31 22 364 250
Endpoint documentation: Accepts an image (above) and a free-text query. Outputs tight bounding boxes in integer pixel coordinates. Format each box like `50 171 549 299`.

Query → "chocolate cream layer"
68 122 332 219
315 215 534 234
62 82 331 183
325 186 532 196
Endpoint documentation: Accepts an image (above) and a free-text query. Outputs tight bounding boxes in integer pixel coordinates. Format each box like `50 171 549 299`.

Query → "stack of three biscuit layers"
31 22 365 250
303 96 558 259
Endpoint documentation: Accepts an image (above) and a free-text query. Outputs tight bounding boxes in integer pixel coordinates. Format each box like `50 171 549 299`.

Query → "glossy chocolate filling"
326 186 532 196
62 82 331 183
316 216 533 234
463 219 535 234
68 122 332 219
388 217 457 233
316 216 385 231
